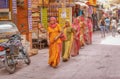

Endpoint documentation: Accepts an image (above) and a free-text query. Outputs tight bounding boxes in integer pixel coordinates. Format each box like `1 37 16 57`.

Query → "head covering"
73 18 79 25
66 19 70 22
49 17 57 28
65 19 71 27
79 16 85 21
50 17 56 23
72 18 80 29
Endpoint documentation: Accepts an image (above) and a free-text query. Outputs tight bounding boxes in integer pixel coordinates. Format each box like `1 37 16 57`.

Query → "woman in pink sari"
79 16 86 47
71 18 81 57
86 16 93 44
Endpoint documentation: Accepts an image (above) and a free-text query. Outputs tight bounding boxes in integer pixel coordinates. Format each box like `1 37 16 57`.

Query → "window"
0 0 9 9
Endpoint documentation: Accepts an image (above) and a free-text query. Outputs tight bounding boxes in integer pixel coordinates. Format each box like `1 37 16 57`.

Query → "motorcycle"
117 23 120 34
0 34 31 74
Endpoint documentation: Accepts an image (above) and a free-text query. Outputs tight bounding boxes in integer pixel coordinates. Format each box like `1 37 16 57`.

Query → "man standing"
111 17 118 37
92 12 98 31
105 17 110 33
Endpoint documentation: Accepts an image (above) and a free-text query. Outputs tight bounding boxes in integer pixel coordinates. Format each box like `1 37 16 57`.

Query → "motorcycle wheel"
21 49 31 65
118 30 120 34
4 53 16 74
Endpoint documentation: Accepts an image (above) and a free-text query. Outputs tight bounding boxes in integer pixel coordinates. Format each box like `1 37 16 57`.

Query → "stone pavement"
0 32 120 79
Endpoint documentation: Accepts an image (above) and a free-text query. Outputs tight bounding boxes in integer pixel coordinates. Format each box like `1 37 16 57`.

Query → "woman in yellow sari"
62 20 73 62
47 17 62 68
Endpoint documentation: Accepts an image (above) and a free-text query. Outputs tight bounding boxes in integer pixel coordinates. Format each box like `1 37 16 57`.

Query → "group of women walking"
47 16 93 68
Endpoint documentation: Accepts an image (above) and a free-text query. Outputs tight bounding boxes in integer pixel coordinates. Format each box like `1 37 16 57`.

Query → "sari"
87 18 93 44
48 24 62 68
71 19 80 57
79 17 85 46
62 26 73 61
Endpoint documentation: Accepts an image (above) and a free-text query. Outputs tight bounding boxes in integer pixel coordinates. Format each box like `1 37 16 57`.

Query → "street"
0 31 120 79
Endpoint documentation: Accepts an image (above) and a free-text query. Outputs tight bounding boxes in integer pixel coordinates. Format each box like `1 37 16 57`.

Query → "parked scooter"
0 34 31 74
117 23 120 34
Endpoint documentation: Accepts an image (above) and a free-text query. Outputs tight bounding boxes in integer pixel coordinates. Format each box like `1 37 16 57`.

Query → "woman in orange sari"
47 17 62 68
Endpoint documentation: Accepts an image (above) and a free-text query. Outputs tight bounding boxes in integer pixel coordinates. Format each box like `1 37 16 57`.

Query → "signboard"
12 0 17 24
28 0 32 30
41 8 48 29
12 0 17 14
59 8 72 27
61 12 66 18
0 0 8 8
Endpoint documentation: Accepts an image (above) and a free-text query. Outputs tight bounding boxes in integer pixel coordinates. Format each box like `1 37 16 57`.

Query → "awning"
75 2 88 8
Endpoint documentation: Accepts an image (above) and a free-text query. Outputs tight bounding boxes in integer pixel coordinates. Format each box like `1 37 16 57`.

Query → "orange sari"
48 24 62 67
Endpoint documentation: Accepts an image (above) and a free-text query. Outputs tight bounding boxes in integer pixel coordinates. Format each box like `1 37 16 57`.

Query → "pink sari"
71 19 81 57
87 18 93 44
79 16 86 46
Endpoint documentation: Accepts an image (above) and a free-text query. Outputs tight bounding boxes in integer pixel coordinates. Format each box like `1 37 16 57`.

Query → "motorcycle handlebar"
0 34 22 47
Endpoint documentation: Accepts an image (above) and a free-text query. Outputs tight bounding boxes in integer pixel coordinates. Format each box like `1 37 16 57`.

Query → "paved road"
0 32 120 79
